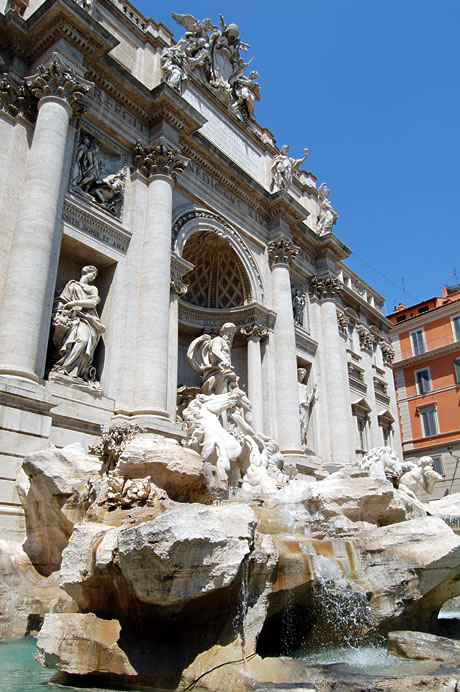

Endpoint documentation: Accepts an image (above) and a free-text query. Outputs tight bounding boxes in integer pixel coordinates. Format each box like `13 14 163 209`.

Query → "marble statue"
50 265 105 387
73 132 125 217
78 140 101 192
400 456 444 500
92 168 125 216
183 390 244 486
271 145 309 192
164 12 256 120
160 44 189 93
299 385 318 447
317 183 338 235
361 446 403 487
184 325 290 492
292 286 306 326
231 68 260 121
187 322 238 395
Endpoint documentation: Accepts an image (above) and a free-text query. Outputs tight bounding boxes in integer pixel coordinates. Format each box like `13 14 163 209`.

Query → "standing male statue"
187 322 238 395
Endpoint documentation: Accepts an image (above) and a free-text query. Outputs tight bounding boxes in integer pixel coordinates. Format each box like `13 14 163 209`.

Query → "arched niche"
172 208 264 304
182 231 250 309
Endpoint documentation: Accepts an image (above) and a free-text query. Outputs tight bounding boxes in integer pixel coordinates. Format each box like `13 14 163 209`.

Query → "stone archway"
182 231 251 309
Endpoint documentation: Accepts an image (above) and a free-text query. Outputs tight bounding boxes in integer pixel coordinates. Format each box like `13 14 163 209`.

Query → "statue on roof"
317 183 338 235
161 12 258 122
270 145 309 193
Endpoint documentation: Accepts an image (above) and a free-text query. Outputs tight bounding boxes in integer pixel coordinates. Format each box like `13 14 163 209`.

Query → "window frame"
418 404 438 438
414 366 432 394
454 357 460 385
410 328 426 356
452 315 460 342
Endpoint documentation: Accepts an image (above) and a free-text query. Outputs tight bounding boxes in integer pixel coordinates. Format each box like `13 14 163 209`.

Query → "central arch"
182 231 251 308
172 208 264 303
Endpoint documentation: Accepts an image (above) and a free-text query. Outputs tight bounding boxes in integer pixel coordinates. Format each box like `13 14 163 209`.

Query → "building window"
452 315 460 342
430 455 444 475
347 324 355 351
396 314 407 323
419 405 438 437
455 357 460 384
418 306 429 315
415 367 432 394
382 425 392 446
411 328 426 356
357 417 367 451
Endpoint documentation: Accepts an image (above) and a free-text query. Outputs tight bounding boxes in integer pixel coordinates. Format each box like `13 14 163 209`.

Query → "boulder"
114 434 215 503
118 502 256 605
16 443 101 575
267 469 426 538
59 523 121 612
35 613 136 676
388 630 460 663
355 516 460 631
0 539 74 639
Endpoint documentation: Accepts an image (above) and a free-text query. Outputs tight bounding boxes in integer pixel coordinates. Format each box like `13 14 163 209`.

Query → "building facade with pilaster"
388 285 460 499
0 0 400 536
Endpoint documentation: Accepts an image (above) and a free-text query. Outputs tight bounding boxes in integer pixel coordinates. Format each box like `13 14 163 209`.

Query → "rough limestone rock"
16 443 101 575
388 630 460 663
59 523 119 611
36 613 136 676
355 515 460 631
268 468 426 537
114 433 215 503
429 492 460 517
0 539 74 639
118 502 257 605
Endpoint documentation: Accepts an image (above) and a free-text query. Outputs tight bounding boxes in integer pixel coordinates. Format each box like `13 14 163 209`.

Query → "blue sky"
135 0 459 313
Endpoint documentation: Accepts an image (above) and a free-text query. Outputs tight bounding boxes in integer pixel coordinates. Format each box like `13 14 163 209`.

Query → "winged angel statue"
161 12 260 122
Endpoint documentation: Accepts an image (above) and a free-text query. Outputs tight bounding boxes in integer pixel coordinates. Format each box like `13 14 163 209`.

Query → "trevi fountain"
1 323 460 691
0 3 459 691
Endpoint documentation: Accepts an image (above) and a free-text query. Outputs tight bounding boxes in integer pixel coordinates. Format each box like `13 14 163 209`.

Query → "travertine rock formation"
7 435 460 690
388 630 460 664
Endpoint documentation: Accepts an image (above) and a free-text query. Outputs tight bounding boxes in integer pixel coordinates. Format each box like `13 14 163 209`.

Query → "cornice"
178 300 276 332
0 0 118 64
393 340 460 370
340 284 392 326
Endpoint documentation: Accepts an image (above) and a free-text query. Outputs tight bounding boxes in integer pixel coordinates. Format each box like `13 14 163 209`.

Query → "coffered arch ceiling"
182 231 251 309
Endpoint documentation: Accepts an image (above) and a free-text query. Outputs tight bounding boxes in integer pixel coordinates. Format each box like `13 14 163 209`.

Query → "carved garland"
172 209 264 301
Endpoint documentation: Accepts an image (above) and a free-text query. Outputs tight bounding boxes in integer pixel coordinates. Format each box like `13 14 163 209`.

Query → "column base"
0 366 39 383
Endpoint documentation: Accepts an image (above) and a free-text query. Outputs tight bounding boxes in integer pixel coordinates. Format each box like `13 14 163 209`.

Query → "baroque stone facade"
0 0 400 535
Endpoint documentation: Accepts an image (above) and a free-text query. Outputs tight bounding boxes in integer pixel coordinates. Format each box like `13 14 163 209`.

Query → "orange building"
388 284 460 499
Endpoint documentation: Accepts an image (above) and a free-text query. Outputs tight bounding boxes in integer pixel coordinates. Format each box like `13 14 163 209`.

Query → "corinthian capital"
240 322 268 339
267 238 299 267
309 275 342 301
133 141 189 181
26 54 92 113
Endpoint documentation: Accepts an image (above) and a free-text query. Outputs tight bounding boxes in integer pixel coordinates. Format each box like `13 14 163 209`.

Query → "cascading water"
232 554 249 663
307 553 378 649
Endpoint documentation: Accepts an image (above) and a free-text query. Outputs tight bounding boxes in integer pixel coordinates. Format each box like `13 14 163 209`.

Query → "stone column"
310 275 354 461
268 238 303 454
168 277 189 419
132 142 188 420
240 323 267 433
0 55 92 382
